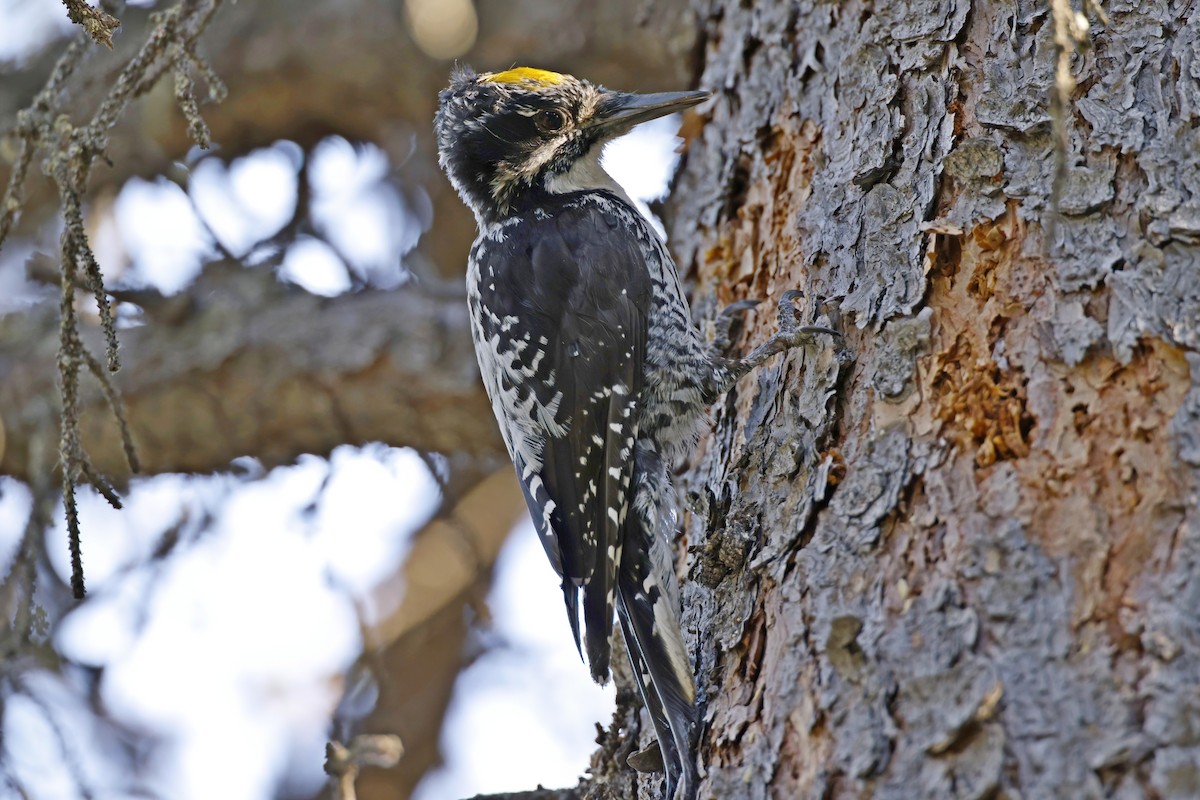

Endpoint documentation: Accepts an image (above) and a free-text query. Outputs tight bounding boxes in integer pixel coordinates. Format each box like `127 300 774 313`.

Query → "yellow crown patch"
481 67 566 87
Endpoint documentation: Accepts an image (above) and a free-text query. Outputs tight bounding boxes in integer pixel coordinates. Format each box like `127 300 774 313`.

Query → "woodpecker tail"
617 584 699 799
619 445 699 799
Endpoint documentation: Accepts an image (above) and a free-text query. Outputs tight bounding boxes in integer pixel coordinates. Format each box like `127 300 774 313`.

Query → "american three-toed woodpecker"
435 65 835 800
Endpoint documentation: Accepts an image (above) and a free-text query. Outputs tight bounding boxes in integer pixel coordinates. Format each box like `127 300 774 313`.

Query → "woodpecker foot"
764 289 840 351
710 298 761 355
710 290 840 397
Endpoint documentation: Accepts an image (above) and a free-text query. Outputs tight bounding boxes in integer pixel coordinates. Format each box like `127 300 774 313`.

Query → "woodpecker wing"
470 197 652 680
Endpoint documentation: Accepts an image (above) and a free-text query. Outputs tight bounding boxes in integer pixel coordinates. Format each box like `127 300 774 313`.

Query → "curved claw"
708 289 843 398
798 324 842 339
717 298 762 318
776 290 806 332
712 298 764 355
777 292 843 342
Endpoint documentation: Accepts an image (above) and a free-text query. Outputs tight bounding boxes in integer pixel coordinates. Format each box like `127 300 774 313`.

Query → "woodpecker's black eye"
536 108 568 133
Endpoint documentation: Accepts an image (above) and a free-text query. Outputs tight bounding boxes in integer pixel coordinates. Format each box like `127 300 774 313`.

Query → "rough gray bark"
613 0 1200 797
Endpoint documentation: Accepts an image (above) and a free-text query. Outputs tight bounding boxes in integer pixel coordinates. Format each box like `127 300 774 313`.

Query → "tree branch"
2 0 229 595
350 467 528 799
60 0 121 49
0 263 502 483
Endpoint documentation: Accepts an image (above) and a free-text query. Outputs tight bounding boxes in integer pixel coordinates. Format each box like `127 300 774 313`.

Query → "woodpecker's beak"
588 90 709 137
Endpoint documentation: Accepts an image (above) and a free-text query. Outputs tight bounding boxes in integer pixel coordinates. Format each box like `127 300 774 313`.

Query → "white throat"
544 144 635 207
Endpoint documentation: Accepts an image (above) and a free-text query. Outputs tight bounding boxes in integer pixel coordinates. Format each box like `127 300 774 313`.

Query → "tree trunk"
626 0 1200 797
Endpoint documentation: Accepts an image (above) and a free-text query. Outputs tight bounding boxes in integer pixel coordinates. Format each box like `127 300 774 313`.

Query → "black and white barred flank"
465 188 704 796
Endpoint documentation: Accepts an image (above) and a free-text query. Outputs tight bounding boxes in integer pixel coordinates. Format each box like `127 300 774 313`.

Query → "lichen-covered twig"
80 454 124 510
185 44 229 104
1 0 227 598
0 137 35 252
80 347 140 474
61 188 121 371
60 0 121 49
173 44 227 149
0 39 88 254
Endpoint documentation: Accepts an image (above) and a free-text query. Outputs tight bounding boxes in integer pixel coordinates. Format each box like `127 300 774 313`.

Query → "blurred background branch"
0 262 502 483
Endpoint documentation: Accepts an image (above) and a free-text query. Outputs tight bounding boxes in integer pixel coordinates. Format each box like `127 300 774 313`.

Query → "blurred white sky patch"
0 0 70 63
413 521 616 800
3 670 134 799
100 136 419 299
0 480 31 569
114 177 214 294
279 236 353 296
309 137 417 288
603 114 685 236
189 141 302 257
4 693 91 799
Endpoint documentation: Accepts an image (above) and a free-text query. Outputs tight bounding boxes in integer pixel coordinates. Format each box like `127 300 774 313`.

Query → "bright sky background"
0 9 688 797
0 0 72 62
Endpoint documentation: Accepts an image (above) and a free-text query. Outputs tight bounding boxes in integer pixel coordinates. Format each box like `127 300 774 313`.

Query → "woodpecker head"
435 66 707 225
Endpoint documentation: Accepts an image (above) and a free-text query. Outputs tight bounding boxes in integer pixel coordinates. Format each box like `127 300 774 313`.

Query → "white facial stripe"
520 138 564 179
577 90 600 126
